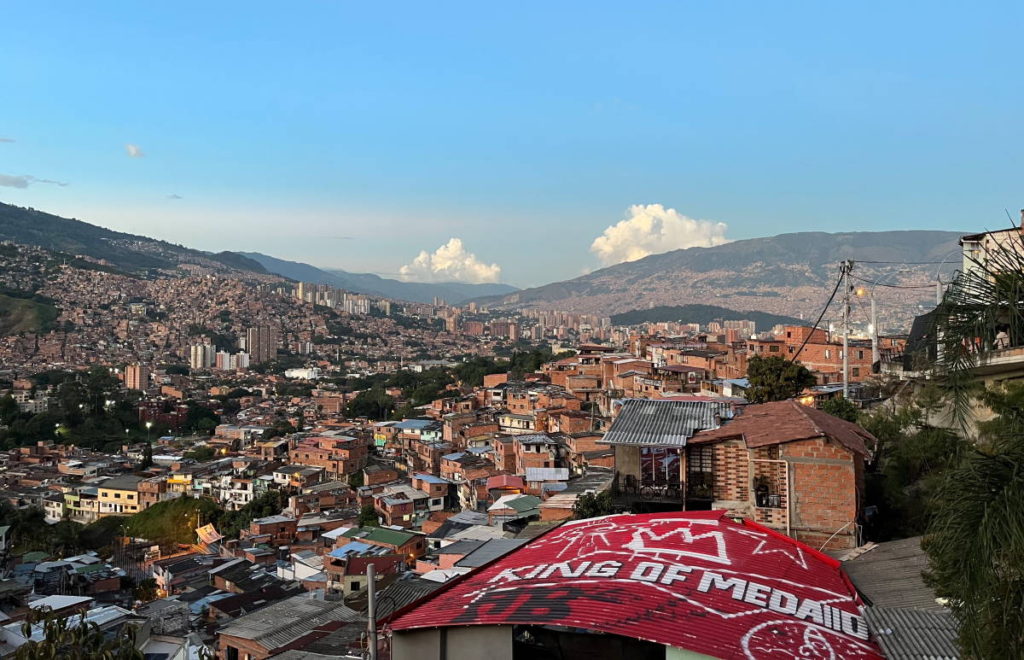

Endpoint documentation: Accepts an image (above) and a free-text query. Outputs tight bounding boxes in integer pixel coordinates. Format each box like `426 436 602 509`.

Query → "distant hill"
240 252 518 305
0 201 268 275
472 230 965 330
611 305 804 329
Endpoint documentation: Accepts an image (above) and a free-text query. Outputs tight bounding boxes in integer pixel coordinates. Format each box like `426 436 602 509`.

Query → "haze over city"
3 2 1022 286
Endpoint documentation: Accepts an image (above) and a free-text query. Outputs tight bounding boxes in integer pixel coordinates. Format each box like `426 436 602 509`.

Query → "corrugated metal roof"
387 511 882 659
601 399 733 446
525 467 569 482
341 526 419 547
219 596 363 650
843 537 942 610
865 607 960 659
454 539 528 568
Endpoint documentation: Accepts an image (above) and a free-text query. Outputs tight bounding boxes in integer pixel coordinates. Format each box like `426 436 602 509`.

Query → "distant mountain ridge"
611 305 804 329
472 230 966 329
0 201 268 274
239 252 518 305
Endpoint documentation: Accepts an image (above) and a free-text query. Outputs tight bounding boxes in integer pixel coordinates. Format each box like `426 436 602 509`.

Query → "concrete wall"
614 445 640 479
392 626 513 660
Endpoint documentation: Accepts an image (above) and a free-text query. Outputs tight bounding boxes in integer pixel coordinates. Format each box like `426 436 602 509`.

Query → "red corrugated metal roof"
486 475 525 490
387 511 881 659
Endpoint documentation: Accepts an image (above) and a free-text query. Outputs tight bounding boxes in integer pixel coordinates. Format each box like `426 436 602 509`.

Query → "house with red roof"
685 399 875 550
384 511 881 660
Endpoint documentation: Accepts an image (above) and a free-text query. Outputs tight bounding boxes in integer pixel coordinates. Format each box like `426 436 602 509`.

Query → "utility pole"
366 563 378 660
870 293 879 366
841 260 853 399
936 279 943 305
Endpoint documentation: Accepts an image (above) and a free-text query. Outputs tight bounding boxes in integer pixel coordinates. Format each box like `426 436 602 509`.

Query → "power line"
790 265 844 363
855 260 954 265
850 274 936 290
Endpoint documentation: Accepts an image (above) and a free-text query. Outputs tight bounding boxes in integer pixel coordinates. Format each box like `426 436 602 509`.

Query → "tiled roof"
690 399 875 458
600 399 733 446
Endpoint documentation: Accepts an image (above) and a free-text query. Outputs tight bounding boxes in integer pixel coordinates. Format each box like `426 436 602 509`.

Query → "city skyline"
2 2 1022 287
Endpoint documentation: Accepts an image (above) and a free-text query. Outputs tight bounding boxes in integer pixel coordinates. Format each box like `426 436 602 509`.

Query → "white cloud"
399 238 502 283
0 137 14 143
125 143 144 158
0 174 68 188
590 203 730 266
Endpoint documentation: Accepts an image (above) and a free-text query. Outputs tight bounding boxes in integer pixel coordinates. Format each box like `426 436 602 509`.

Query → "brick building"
686 399 875 550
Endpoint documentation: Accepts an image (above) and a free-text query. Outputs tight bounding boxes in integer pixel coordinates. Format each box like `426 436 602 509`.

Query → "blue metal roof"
394 419 438 431
413 473 449 484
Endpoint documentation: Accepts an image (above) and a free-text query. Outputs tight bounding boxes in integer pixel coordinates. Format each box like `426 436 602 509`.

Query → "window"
687 445 715 503
852 367 860 377
769 345 780 353
824 349 831 359
351 580 361 591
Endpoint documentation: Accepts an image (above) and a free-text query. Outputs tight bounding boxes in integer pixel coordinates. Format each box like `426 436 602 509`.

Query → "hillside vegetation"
611 304 803 329
0 292 58 334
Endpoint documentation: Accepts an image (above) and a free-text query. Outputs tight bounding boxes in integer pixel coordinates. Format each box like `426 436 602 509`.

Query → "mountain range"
238 253 518 305
470 230 966 329
0 200 968 328
0 201 517 305
0 201 267 274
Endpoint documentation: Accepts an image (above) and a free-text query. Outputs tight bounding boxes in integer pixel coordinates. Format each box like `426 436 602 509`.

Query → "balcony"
611 471 684 512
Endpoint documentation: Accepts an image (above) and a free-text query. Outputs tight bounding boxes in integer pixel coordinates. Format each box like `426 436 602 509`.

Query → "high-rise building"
189 343 216 370
125 364 150 391
246 326 278 364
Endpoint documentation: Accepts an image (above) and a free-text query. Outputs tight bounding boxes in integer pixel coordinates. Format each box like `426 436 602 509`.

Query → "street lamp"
145 421 153 444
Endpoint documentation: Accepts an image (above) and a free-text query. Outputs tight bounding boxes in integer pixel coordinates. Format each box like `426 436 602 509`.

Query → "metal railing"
613 472 683 501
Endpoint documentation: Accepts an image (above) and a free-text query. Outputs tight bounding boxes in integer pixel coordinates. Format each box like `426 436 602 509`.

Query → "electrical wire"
790 267 844 362
854 260 953 265
850 274 936 290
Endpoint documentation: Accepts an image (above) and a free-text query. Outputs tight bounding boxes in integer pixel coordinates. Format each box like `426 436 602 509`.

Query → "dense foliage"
920 383 1024 658
572 490 615 520
610 304 803 328
0 366 219 451
13 608 142 660
744 355 816 403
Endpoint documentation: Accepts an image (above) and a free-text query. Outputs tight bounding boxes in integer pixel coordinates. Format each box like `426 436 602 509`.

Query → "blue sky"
1 2 1021 287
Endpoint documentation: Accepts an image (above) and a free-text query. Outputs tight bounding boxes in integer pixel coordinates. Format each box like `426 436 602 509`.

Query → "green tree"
745 355 817 403
184 445 216 462
133 578 158 603
359 503 380 527
819 397 860 423
139 442 153 470
346 387 395 420
0 394 18 424
572 491 615 520
14 609 142 659
923 383 1024 658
